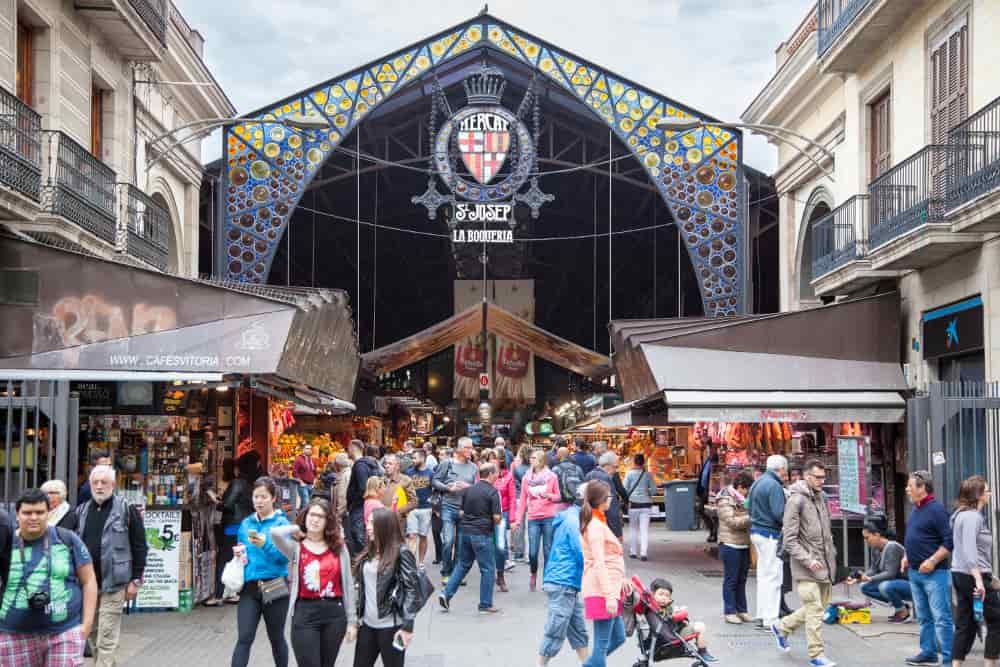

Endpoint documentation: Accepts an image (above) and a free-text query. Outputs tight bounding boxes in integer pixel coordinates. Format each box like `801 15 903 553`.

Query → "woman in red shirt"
272 497 356 667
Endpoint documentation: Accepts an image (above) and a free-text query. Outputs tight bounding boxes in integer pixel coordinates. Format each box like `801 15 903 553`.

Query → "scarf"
592 508 607 525
48 501 71 527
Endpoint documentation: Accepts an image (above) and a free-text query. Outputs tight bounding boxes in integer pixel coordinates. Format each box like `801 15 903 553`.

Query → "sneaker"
770 624 790 653
700 649 719 663
478 606 502 615
737 612 754 623
904 655 941 666
438 593 450 612
724 614 743 624
888 607 911 623
529 574 537 592
629 553 638 559
809 657 836 667
640 556 648 562
504 562 516 572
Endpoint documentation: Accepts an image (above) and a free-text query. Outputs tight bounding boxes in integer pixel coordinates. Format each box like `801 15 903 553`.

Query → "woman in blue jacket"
537 496 589 666
232 477 291 667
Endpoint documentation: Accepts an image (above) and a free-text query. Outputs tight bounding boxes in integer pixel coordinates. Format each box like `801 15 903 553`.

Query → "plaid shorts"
0 626 86 667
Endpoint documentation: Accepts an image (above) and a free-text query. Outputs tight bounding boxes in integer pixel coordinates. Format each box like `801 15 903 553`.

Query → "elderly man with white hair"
584 451 627 540
41 479 78 530
75 464 148 667
747 454 789 630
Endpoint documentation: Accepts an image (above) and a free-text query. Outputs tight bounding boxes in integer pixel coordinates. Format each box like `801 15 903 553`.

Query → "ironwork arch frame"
794 185 835 306
218 14 746 316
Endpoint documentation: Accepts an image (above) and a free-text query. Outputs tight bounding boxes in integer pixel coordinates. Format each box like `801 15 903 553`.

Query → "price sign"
479 373 489 388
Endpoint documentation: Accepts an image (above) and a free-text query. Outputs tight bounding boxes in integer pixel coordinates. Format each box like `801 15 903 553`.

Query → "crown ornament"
463 64 506 105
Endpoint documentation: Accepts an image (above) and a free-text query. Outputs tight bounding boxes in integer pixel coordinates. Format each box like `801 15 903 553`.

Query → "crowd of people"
3 433 999 667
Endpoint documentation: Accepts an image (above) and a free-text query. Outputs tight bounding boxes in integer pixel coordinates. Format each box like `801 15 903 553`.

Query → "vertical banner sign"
137 509 183 609
836 436 870 515
454 281 489 400
494 280 535 401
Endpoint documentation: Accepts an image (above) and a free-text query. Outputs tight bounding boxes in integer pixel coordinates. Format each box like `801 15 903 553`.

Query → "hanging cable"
372 172 378 352
356 131 361 337
653 203 657 318
311 190 316 287
607 128 612 354
593 173 597 351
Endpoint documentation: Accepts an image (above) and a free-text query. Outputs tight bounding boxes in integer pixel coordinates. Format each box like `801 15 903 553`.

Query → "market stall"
607 293 908 567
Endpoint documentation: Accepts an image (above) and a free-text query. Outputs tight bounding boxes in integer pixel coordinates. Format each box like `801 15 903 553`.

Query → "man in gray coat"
771 460 837 667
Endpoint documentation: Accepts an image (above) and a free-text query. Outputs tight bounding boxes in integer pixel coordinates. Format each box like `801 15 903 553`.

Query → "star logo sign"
945 318 959 349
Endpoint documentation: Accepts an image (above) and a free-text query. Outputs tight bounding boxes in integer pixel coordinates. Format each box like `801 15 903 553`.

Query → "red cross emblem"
457 117 510 184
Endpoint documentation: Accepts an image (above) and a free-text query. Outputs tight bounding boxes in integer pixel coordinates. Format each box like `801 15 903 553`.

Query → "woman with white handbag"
231 477 292 667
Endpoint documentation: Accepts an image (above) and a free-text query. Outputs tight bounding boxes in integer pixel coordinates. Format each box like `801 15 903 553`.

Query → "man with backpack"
345 443 384 555
551 447 584 510
0 488 98 665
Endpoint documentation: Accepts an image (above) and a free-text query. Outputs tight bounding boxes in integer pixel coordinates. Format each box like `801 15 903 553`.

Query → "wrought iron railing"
811 194 869 279
867 145 955 250
40 131 117 246
128 0 167 45
817 0 871 55
946 95 1000 212
0 86 42 202
120 183 169 270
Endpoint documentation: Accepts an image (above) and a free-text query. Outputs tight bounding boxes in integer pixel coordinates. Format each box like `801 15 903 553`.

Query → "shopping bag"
221 557 245 596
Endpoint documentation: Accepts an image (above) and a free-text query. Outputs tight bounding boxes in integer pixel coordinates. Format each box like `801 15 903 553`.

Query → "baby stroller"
625 576 713 667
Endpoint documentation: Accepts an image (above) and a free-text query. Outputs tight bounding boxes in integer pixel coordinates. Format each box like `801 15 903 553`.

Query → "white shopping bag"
221 556 245 597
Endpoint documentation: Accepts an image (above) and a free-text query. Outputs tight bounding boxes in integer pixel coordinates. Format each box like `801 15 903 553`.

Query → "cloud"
178 0 812 171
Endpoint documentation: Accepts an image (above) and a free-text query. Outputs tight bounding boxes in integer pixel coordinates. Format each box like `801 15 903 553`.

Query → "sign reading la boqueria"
452 228 514 243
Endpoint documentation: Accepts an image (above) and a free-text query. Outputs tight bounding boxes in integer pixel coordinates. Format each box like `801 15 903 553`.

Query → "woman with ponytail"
579 480 629 667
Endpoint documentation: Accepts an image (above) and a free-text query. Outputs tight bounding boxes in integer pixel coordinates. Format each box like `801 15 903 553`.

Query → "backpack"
556 462 584 504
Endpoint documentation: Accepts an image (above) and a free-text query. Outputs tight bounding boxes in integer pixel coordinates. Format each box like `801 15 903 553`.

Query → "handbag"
584 595 623 620
622 471 646 514
259 576 290 605
428 460 452 512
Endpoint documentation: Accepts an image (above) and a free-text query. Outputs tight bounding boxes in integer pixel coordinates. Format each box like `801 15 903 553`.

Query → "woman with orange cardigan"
580 480 629 667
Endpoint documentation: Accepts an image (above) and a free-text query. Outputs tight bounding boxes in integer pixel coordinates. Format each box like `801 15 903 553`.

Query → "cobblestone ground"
97 529 965 667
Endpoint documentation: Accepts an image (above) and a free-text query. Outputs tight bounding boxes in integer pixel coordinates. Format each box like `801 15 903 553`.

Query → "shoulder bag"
259 576 290 605
428 460 452 511
622 471 646 514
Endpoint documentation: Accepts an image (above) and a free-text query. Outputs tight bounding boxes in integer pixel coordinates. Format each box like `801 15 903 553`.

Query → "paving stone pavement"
96 528 973 666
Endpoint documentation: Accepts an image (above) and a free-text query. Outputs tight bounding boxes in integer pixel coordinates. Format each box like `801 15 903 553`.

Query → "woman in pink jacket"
485 450 517 592
512 448 562 591
580 480 628 667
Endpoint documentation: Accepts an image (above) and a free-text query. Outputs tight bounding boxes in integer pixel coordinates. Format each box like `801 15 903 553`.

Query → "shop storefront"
607 293 908 567
0 236 360 610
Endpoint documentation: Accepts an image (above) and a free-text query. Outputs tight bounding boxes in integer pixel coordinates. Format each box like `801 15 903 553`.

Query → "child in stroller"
626 576 718 666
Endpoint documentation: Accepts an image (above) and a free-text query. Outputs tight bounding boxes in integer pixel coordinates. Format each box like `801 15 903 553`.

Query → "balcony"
120 184 169 270
947 95 1000 233
75 0 166 60
812 195 868 278
817 0 933 73
866 144 983 270
39 131 118 248
0 87 43 217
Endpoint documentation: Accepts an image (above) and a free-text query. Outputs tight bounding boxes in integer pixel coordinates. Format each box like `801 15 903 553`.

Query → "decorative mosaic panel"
221 15 746 317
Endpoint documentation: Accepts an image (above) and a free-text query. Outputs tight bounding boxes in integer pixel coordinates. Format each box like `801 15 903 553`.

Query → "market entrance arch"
217 13 747 318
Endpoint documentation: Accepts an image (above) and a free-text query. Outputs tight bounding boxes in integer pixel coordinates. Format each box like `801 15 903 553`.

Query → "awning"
363 301 611 378
601 390 905 428
0 235 360 404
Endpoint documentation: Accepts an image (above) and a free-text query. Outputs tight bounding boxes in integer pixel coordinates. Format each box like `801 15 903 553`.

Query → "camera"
28 590 50 611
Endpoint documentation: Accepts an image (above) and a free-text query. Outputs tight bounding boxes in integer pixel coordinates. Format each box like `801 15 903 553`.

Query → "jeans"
431 508 443 562
291 598 347 667
860 579 912 610
779 580 832 660
629 506 652 557
346 506 366 556
440 504 462 577
909 567 954 662
495 512 508 573
232 580 290 667
719 544 750 614
583 615 625 667
444 533 496 609
352 624 404 667
539 583 588 658
953 571 1000 661
297 484 312 510
750 531 782 624
528 516 556 575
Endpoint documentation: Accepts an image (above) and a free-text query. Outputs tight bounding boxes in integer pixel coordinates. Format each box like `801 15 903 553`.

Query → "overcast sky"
176 0 813 173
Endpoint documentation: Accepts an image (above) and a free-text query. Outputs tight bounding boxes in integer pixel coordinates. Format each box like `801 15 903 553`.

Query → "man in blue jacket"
748 454 788 629
903 470 953 666
537 493 589 666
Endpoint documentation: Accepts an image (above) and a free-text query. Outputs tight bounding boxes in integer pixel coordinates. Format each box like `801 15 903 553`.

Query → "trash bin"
661 480 698 531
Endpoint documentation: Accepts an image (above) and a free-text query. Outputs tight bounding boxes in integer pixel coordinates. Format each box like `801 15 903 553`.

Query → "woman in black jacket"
352 507 422 667
208 456 255 605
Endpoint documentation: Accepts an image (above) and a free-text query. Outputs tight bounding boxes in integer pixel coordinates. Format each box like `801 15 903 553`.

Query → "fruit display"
273 432 346 467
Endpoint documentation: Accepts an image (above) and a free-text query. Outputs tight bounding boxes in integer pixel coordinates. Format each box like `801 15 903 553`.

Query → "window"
0 270 39 306
930 21 968 145
16 21 32 106
869 90 891 179
91 83 103 158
